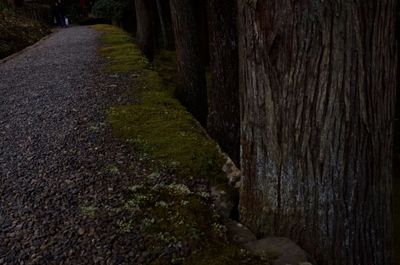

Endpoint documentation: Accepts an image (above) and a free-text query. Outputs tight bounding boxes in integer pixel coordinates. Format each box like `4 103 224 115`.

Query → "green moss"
93 24 226 184
115 180 268 265
105 164 119 175
107 98 225 182
92 24 268 265
93 25 148 73
80 203 98 219
153 50 178 92
122 183 214 242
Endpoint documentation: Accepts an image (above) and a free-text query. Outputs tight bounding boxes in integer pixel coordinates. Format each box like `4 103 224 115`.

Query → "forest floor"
0 10 50 59
0 26 269 265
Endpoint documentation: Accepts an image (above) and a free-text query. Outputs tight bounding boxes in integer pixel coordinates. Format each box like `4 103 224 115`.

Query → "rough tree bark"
207 0 240 165
135 0 154 61
238 1 397 264
169 0 207 126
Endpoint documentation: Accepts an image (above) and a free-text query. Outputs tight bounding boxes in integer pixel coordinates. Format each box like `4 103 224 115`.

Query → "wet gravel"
0 26 152 264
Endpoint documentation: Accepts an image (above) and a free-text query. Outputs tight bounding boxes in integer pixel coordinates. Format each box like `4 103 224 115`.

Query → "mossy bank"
91 24 271 265
0 10 50 59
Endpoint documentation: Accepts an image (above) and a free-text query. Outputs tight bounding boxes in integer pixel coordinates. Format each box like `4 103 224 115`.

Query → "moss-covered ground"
91 24 270 265
0 10 50 59
95 25 225 184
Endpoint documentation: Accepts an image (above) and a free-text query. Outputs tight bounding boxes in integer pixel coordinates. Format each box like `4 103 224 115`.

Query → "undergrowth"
0 10 49 59
91 24 270 265
113 176 269 265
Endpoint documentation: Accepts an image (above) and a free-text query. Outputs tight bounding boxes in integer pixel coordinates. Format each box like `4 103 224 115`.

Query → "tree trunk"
395 7 400 176
238 1 397 264
169 0 207 126
155 0 168 48
13 0 23 7
195 0 209 67
207 0 240 166
135 0 154 61
121 0 136 34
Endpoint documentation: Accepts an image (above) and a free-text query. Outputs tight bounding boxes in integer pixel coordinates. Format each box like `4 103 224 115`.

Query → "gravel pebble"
0 26 152 265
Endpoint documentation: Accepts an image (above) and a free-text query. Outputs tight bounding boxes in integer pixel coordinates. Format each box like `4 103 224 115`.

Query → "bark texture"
207 0 240 165
135 0 154 61
238 1 397 264
169 0 207 126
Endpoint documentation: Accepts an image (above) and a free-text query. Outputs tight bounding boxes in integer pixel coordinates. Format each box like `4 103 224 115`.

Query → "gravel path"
0 26 151 265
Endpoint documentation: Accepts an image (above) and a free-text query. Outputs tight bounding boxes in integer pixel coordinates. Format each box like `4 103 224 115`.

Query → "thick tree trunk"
207 0 240 165
135 0 154 61
238 1 397 264
169 0 207 126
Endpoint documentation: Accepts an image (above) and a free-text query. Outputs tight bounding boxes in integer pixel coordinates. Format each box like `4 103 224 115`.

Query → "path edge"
0 28 59 64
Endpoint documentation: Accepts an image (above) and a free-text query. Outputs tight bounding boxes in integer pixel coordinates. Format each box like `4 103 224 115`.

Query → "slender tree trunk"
207 0 240 165
155 0 168 48
238 1 397 264
169 0 207 126
135 0 154 61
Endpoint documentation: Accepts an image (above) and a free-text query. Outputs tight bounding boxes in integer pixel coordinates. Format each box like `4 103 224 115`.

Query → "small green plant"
105 164 119 175
116 219 134 233
80 203 98 218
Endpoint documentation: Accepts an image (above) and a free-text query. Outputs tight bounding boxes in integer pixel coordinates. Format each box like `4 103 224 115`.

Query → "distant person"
54 0 67 28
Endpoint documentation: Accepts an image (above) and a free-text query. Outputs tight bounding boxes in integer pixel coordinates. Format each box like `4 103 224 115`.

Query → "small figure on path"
54 0 67 28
